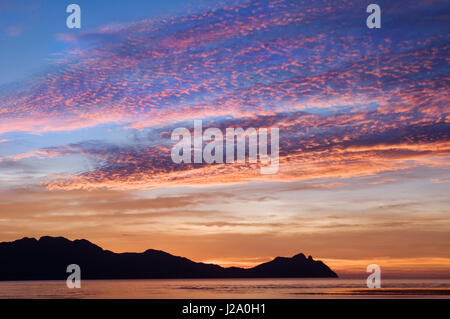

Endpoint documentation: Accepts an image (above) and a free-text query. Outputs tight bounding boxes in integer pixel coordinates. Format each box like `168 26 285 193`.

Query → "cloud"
37 116 449 190
1 0 448 189
0 0 448 134
5 24 23 37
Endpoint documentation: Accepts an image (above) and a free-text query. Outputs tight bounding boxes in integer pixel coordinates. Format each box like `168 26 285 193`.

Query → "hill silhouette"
0 236 338 280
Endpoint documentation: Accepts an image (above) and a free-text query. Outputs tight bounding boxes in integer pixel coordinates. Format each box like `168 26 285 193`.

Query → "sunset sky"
0 0 449 278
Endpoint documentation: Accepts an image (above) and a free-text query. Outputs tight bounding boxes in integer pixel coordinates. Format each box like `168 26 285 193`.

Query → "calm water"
0 278 449 299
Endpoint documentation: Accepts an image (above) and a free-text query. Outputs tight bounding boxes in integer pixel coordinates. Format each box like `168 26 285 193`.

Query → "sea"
0 278 449 299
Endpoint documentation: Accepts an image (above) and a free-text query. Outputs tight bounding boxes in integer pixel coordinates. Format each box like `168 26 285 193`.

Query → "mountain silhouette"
0 236 338 280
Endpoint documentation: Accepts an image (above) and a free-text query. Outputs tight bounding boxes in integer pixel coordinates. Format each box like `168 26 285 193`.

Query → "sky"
0 0 449 278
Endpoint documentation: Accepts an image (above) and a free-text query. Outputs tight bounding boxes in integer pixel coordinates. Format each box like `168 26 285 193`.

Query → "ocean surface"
1 278 449 299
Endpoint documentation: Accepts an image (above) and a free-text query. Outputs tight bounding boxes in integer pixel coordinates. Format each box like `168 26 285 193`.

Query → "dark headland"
0 236 338 280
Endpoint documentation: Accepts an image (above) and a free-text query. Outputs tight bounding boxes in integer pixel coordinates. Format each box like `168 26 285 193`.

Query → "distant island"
0 236 338 280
